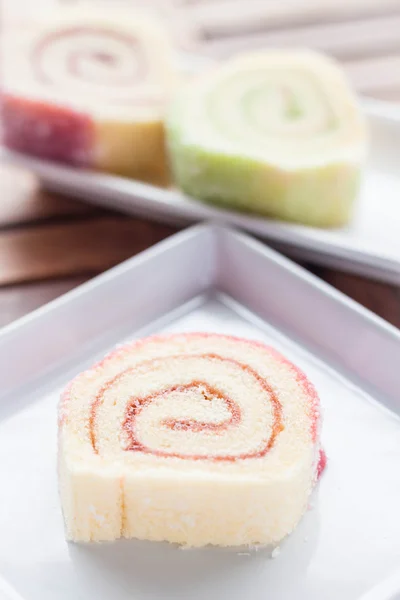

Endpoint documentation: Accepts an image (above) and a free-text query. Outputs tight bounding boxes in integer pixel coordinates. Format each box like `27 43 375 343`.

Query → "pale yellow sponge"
58 333 323 547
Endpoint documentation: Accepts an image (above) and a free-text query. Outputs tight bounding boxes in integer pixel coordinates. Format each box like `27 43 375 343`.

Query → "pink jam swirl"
32 26 145 87
89 353 284 462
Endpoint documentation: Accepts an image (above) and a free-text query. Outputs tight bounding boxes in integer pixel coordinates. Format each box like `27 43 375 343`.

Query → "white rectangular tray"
0 224 400 600
2 99 400 284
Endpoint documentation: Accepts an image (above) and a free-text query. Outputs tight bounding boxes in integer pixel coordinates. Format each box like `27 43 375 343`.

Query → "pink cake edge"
1 93 95 167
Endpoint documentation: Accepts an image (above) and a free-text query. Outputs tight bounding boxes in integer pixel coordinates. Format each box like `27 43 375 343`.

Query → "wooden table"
2 0 400 330
1 164 399 330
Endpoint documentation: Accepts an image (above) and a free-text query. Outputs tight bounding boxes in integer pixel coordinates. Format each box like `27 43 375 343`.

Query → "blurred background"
4 0 400 101
0 0 399 329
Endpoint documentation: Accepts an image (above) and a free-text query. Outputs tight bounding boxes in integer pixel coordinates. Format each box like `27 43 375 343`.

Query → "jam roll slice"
1 8 178 184
58 333 323 547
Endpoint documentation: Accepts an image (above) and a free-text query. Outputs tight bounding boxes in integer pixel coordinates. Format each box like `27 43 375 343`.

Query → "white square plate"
0 225 399 600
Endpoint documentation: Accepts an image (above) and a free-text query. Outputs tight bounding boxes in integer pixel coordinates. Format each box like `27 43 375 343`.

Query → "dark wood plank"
0 276 89 328
0 217 177 285
311 266 400 328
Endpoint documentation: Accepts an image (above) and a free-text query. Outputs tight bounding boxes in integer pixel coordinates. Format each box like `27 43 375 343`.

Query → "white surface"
0 225 399 600
1 98 400 283
1 298 400 600
360 569 400 600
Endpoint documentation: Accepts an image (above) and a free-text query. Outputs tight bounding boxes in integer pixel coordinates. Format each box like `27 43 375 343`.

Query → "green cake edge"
166 100 363 229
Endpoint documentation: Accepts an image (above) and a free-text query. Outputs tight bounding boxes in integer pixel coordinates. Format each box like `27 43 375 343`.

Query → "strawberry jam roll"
167 50 367 227
58 333 324 546
1 9 178 184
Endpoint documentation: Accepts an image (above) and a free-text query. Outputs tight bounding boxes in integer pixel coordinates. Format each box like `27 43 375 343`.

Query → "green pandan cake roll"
166 51 368 228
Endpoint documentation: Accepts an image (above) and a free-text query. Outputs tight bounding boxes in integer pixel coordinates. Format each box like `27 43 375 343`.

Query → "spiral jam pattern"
31 26 161 105
1 10 177 182
58 333 323 546
34 27 143 83
88 353 284 461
